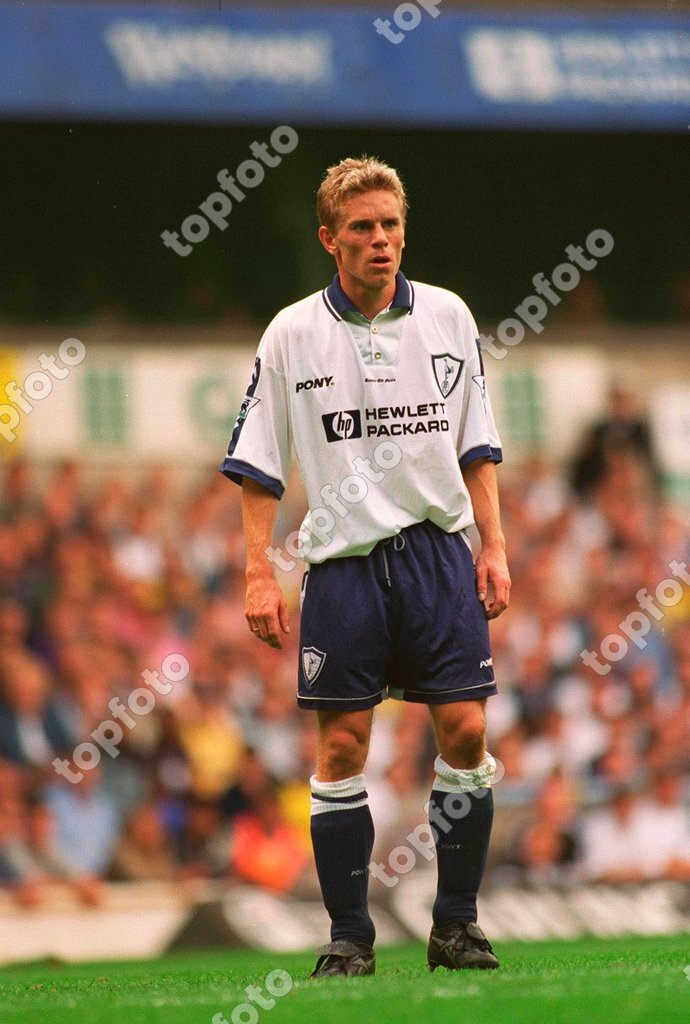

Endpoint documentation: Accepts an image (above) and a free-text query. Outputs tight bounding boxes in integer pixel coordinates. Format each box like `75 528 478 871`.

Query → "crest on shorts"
432 354 464 398
302 646 327 686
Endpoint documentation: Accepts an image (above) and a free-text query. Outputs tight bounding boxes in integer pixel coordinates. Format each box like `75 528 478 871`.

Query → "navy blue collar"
322 271 414 322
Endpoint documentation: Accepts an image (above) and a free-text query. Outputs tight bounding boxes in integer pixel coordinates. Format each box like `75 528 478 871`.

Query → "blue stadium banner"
1 3 689 130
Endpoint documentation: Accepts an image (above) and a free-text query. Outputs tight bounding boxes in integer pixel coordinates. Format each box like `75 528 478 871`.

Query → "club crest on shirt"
302 646 327 686
432 354 464 398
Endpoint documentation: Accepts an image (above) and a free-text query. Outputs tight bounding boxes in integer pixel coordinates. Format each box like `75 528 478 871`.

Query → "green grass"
0 935 688 1024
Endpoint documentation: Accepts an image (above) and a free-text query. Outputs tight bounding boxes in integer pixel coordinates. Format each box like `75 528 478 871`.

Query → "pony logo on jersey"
296 375 334 393
321 410 362 442
302 646 327 685
432 354 464 398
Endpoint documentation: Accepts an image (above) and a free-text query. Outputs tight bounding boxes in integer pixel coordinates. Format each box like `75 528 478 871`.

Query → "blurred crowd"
0 387 688 907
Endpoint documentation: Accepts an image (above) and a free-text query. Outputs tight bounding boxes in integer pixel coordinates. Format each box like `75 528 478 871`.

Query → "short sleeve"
219 324 291 498
457 312 503 470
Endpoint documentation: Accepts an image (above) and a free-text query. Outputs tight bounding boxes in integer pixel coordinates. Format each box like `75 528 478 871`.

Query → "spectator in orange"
231 782 309 893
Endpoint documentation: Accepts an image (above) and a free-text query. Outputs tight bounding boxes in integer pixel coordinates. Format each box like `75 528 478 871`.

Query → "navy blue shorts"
297 520 497 711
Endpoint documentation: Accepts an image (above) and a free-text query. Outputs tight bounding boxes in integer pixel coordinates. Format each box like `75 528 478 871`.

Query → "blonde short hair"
316 156 408 233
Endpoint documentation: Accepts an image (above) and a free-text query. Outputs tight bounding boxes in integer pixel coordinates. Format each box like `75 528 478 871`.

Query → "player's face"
319 190 405 298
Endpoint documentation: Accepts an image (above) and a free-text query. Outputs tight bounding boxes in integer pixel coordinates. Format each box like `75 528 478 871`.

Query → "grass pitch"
0 935 688 1024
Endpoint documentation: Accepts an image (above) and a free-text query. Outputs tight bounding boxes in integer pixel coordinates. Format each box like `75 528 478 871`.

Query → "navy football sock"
310 774 376 947
429 754 496 927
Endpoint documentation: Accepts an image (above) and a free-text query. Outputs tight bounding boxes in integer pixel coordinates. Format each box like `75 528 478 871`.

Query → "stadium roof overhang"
2 2 689 131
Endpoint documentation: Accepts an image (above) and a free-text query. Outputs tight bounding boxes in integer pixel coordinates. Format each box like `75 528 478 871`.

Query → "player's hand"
245 572 290 649
475 544 511 620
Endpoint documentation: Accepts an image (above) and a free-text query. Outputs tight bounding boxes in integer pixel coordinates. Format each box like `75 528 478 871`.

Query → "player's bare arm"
241 477 290 648
462 458 510 619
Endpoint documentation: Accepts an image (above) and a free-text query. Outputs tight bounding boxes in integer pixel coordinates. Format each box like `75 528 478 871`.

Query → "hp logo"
322 410 362 442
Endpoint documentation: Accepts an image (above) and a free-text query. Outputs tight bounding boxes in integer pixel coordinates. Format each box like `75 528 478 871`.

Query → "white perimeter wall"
1 324 688 498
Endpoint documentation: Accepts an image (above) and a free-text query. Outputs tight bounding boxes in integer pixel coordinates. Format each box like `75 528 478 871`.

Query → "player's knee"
319 726 368 775
439 710 486 765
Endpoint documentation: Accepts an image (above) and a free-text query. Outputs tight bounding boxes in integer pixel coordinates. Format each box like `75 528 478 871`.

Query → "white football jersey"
221 273 502 563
